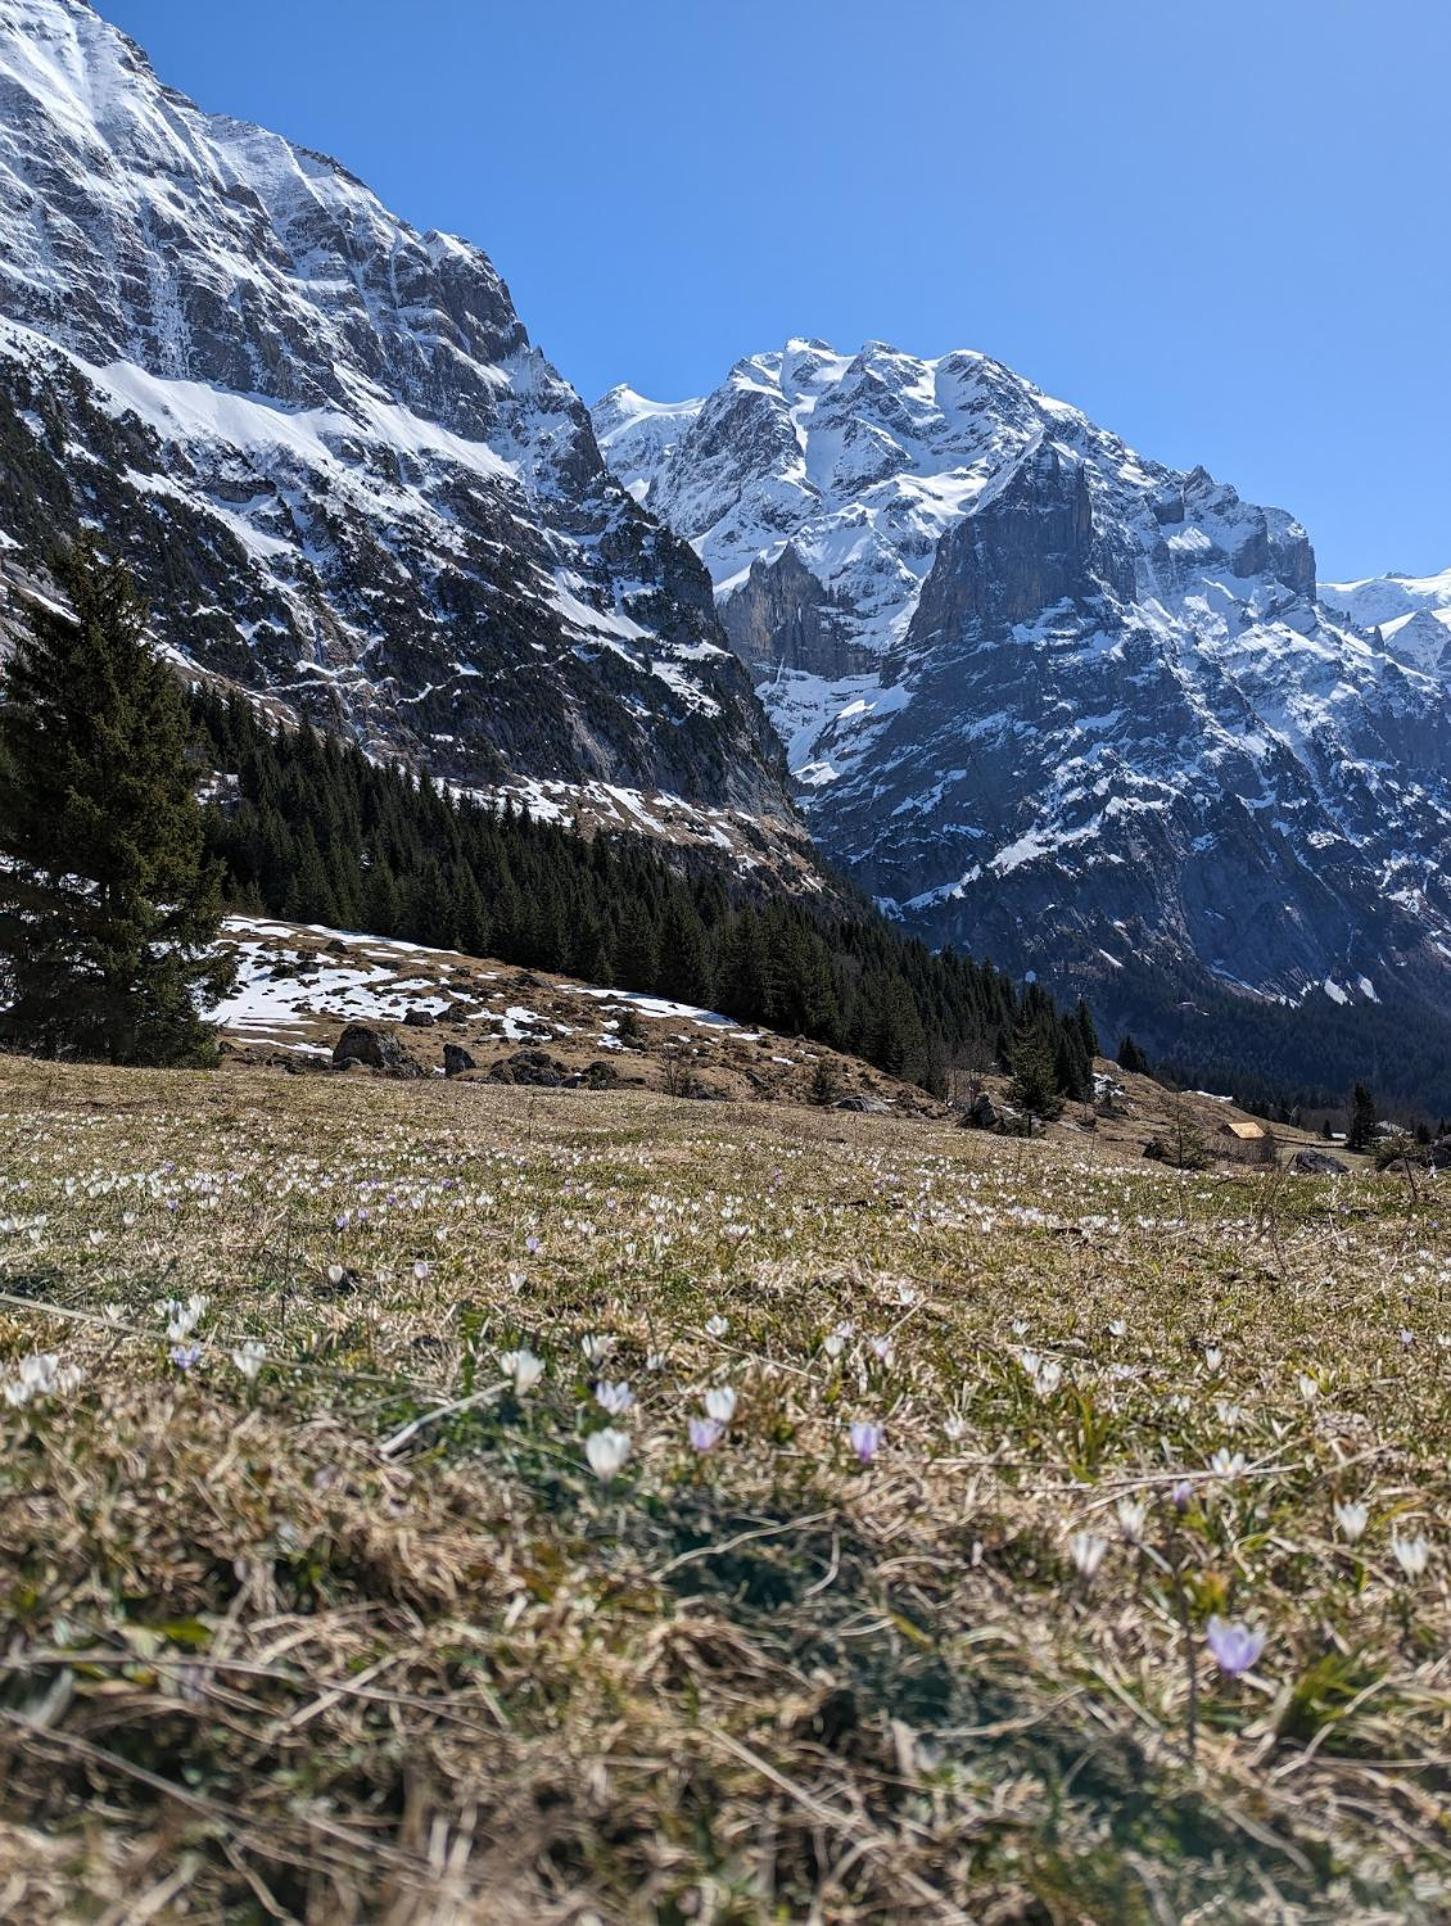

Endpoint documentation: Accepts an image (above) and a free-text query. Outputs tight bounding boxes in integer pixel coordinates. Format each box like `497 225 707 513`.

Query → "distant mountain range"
595 346 1451 1101
1 0 1447 1104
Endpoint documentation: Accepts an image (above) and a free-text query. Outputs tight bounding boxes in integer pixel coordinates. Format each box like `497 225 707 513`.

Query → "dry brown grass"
0 1056 1446 1922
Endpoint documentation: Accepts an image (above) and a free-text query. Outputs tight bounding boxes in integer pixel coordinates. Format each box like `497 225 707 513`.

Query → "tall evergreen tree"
0 543 232 1063
1346 1081 1378 1154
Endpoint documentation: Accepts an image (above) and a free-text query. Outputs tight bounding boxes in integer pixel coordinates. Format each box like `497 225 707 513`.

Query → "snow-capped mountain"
1320 566 1451 681
596 342 1451 1086
0 0 794 829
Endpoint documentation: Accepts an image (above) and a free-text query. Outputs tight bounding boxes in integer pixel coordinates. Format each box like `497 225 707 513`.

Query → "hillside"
0 1054 1445 1920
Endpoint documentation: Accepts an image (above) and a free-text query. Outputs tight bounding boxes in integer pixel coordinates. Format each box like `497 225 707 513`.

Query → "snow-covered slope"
0 0 791 819
595 341 1451 1073
1320 566 1451 680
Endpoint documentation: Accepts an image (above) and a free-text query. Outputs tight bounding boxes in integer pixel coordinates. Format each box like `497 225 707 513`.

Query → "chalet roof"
1219 1118 1266 1140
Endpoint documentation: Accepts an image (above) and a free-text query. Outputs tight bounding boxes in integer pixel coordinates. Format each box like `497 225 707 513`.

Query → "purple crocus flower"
1206 1616 1265 1678
525 1235 542 1255
849 1420 883 1465
169 1343 203 1371
1171 1479 1194 1512
688 1417 724 1453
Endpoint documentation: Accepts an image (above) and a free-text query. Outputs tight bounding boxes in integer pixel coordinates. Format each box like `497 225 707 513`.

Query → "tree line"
192 683 1102 1099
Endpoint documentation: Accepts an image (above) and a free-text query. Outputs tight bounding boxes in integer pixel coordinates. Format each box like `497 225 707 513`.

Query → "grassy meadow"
0 1056 1447 1922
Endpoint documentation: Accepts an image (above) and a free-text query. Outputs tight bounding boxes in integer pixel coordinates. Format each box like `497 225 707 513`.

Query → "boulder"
332 1024 421 1078
403 1008 437 1028
579 1060 621 1090
487 1049 569 1088
443 1043 477 1078
1289 1148 1347 1175
836 1093 891 1115
962 1091 1001 1130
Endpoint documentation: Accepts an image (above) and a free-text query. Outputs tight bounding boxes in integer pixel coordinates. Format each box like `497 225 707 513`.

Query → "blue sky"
102 0 1448 581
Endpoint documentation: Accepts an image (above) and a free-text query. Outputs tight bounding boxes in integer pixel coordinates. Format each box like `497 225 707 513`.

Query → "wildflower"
170 1343 204 1371
1203 1346 1223 1373
525 1235 542 1255
1333 1501 1368 1544
705 1315 729 1339
1206 1617 1265 1678
1392 1533 1430 1580
645 1351 667 1371
412 1260 431 1282
1297 1373 1319 1402
1209 1448 1246 1481
231 1339 267 1382
703 1385 737 1424
1107 1318 1127 1339
849 1420 882 1465
1069 1532 1107 1579
688 1416 724 1453
585 1427 631 1481
1020 1351 1063 1397
2 1352 83 1407
1171 1479 1195 1512
1116 1497 1148 1542
869 1335 895 1368
498 1348 544 1395
581 1333 614 1366
158 1294 208 1343
594 1380 634 1417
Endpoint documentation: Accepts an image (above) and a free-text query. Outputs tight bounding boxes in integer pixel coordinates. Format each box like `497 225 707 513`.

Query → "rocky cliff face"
0 0 793 824
596 341 1451 1087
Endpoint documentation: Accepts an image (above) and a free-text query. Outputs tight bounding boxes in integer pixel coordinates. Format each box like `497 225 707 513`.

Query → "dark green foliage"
189 688 1097 1096
1008 1018 1066 1120
1117 1033 1152 1076
1346 1082 1378 1155
0 544 232 1064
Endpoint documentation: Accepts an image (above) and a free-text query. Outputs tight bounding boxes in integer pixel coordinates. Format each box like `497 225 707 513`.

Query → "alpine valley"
1 0 1448 1105
595 347 1451 1103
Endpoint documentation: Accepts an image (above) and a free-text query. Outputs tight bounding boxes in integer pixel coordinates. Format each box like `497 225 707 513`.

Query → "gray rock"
332 1024 421 1078
443 1043 477 1078
1289 1148 1348 1174
403 1008 437 1028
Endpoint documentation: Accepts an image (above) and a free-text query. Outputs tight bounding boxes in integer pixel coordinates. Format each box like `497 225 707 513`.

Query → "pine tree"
0 543 232 1063
1346 1081 1378 1154
1117 1033 1151 1076
1009 1022 1064 1120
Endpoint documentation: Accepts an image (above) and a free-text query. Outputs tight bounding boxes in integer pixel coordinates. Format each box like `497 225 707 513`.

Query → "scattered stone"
443 1043 477 1078
836 1093 891 1115
1289 1148 1348 1175
403 1008 437 1028
579 1060 621 1090
487 1049 569 1088
332 1024 421 1078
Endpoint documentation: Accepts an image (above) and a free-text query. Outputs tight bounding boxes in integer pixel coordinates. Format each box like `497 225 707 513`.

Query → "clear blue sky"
101 0 1448 581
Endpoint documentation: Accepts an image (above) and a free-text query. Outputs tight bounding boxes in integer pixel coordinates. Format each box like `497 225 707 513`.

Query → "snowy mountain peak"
0 0 794 821
593 341 1451 1077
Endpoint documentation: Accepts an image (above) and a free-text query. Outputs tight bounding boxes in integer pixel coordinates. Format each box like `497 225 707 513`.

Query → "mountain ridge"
594 339 1451 1098
0 0 796 834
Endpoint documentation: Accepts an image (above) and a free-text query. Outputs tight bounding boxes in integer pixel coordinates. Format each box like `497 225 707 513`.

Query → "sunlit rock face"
597 339 1451 1072
0 0 792 820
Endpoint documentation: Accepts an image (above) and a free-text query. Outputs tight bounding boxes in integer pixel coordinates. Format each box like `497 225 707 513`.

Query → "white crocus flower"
1333 1501 1368 1544
1069 1532 1107 1579
585 1428 631 1481
704 1385 737 1424
498 1349 544 1395
1392 1533 1430 1580
231 1339 267 1382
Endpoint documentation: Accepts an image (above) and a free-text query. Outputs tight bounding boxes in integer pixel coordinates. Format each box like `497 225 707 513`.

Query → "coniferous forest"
191 687 1101 1102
